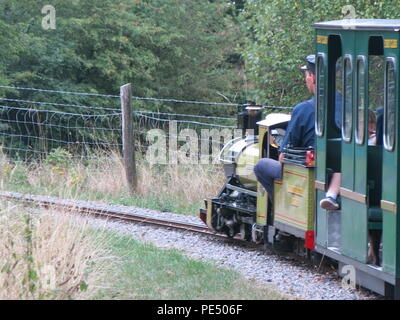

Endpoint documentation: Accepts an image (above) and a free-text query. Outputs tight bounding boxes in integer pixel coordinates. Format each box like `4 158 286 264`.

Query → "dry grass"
0 202 115 300
0 149 226 214
137 161 225 206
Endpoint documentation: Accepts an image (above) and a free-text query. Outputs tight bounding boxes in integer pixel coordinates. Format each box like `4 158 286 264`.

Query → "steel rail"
0 191 221 237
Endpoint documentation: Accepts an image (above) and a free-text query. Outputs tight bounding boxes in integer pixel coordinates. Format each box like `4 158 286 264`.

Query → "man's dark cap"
301 54 316 73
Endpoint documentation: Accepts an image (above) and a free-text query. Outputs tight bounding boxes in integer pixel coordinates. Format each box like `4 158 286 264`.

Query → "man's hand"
279 153 285 163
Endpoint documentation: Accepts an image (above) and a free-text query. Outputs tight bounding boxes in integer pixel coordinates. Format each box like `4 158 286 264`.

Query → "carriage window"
316 54 326 137
369 55 385 111
384 57 396 152
335 57 343 131
368 54 384 146
342 55 353 142
356 56 366 145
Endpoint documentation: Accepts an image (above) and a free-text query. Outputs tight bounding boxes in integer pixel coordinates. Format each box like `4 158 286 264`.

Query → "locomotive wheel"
223 224 241 238
225 226 235 238
272 233 294 252
240 223 252 241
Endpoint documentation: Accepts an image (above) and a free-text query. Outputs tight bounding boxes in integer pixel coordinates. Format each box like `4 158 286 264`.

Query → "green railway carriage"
200 19 400 299
313 19 400 298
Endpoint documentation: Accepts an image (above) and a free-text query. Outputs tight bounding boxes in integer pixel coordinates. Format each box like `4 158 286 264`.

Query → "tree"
239 0 400 107
0 0 244 105
0 15 20 85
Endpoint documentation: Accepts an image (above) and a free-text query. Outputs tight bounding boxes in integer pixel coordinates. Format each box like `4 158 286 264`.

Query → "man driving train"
254 54 316 201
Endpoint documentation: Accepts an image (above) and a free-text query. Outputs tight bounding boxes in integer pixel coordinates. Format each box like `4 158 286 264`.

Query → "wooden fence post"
120 83 137 193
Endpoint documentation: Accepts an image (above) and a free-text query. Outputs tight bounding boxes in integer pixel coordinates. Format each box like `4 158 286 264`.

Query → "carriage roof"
312 19 400 31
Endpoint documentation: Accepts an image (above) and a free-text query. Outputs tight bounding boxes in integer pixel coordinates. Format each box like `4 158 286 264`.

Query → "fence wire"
0 104 122 160
0 85 291 167
0 87 233 166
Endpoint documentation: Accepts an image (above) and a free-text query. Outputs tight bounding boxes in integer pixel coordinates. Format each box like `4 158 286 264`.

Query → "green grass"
95 231 287 300
107 194 201 215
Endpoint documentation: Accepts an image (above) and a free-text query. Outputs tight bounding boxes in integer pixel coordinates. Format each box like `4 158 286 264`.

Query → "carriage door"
315 34 342 248
339 30 369 262
341 35 384 263
381 36 399 276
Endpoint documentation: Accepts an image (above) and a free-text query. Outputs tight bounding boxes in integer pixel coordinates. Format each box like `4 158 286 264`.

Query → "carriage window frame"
342 54 353 143
384 56 397 152
316 53 326 137
355 55 367 145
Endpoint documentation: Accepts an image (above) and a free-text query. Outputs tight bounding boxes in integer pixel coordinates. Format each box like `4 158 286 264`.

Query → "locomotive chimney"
237 104 262 137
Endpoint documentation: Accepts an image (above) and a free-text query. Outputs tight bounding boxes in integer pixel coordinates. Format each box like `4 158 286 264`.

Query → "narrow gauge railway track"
0 191 243 242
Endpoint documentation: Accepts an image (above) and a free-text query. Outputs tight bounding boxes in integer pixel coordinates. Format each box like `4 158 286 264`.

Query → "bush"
44 148 73 169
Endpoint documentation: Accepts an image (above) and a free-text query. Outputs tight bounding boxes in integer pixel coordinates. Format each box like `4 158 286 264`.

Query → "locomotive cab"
271 148 316 251
254 114 292 242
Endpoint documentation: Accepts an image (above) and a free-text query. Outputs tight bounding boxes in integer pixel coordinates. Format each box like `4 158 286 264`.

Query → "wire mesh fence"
0 103 122 160
0 84 292 166
0 86 122 162
0 85 294 211
0 85 243 165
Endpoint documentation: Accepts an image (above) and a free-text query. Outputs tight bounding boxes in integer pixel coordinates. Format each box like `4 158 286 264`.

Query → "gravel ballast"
83 204 381 300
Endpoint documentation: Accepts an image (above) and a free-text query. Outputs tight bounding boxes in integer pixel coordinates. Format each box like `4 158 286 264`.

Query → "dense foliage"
240 0 400 107
0 0 244 104
2 1 400 108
